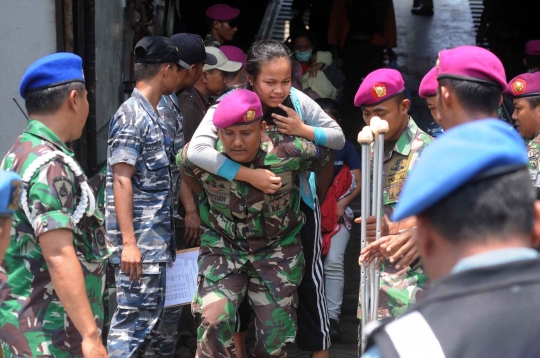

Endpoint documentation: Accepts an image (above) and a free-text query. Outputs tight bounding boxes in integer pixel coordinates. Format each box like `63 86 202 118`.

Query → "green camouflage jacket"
526 136 540 170
0 120 111 357
178 131 330 299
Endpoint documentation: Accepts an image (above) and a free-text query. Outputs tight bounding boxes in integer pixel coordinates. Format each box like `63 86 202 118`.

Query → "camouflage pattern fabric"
204 33 220 48
178 131 330 355
107 263 166 358
192 262 297 357
106 88 177 356
106 87 176 264
358 117 433 320
0 120 111 357
526 136 540 170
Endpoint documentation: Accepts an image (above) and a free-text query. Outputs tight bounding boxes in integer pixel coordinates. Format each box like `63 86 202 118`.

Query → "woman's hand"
308 62 324 77
272 104 312 138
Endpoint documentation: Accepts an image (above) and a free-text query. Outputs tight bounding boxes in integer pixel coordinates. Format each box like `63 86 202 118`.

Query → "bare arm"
337 168 362 208
0 218 11 263
315 150 334 203
179 177 201 246
112 163 141 281
41 229 107 357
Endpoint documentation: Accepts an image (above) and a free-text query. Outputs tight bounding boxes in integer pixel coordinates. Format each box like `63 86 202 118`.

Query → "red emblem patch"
370 83 387 99
512 78 526 96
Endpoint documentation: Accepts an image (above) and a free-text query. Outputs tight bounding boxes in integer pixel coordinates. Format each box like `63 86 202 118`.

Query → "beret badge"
512 78 526 95
371 83 387 99
244 108 257 121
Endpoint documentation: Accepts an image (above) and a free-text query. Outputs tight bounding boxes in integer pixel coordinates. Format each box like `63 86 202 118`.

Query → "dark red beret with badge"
419 67 438 98
213 89 263 128
354 68 406 107
507 72 540 98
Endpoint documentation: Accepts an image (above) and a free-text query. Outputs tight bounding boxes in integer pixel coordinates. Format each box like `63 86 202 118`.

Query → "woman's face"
249 57 292 109
294 36 313 52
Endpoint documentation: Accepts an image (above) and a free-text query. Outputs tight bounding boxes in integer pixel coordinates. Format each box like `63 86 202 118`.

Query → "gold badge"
7 180 21 210
512 78 526 95
370 83 387 99
244 108 257 121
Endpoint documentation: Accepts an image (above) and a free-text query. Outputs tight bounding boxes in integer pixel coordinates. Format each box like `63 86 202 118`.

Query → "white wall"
0 0 56 157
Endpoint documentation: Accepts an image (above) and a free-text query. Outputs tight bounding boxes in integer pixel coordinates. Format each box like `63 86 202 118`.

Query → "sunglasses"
223 19 238 28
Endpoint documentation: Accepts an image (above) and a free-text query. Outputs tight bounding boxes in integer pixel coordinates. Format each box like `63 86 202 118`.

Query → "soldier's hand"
359 236 392 268
121 243 142 282
248 169 282 194
273 104 308 137
184 210 202 246
354 216 377 241
82 334 108 357
382 229 419 269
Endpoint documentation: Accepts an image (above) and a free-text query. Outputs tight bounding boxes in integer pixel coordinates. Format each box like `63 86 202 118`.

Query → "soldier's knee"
200 296 236 329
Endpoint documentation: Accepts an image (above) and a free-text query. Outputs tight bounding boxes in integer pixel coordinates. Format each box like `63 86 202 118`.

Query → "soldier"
177 89 331 357
154 33 217 356
354 68 433 320
435 45 507 130
363 119 540 358
507 72 540 170
0 171 21 262
105 36 181 357
0 53 110 357
204 3 240 48
418 67 444 135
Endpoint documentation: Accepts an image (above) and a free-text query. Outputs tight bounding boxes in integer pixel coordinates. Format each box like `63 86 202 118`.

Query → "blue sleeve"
216 159 241 182
313 126 328 146
344 140 362 170
362 345 383 358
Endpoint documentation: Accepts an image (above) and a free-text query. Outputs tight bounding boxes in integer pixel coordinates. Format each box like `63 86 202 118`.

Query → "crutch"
369 117 389 322
357 126 373 353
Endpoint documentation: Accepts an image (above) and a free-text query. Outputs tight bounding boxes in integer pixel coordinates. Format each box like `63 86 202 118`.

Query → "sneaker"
329 318 343 343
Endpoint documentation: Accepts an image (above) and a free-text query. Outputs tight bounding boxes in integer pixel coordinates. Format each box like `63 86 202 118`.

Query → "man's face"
205 69 226 97
512 98 540 140
426 96 443 127
219 120 265 164
73 87 90 140
163 64 179 95
183 63 204 89
362 96 410 141
216 20 238 42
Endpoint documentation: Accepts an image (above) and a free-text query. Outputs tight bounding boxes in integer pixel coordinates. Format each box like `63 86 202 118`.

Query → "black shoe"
411 5 434 16
329 318 343 343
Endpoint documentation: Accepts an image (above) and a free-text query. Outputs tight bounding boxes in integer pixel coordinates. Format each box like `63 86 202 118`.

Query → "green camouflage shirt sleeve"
176 145 197 178
298 139 331 173
527 139 540 170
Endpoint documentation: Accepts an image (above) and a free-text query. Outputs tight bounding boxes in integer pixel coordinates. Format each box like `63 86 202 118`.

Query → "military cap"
507 72 540 98
19 52 85 99
134 36 180 64
0 171 22 217
436 45 506 90
170 33 217 67
525 40 540 56
205 4 241 21
419 67 438 98
220 46 246 67
392 119 528 221
354 68 406 107
213 89 262 128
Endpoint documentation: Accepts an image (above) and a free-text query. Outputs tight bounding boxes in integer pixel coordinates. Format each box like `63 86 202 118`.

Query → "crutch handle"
357 126 374 144
371 117 390 134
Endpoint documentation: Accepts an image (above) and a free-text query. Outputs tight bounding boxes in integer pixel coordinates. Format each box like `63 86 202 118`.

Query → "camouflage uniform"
358 117 433 320
0 120 111 357
204 33 220 48
177 130 330 357
106 88 176 357
526 135 540 170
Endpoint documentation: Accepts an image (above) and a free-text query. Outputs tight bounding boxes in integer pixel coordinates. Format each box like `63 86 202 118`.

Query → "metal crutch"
357 126 373 354
369 116 389 323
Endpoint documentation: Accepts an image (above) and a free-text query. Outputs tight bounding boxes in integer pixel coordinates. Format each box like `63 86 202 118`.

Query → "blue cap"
0 171 22 217
19 53 85 99
392 119 528 222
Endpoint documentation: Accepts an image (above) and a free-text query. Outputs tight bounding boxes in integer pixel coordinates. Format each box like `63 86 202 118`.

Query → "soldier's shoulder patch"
52 176 73 207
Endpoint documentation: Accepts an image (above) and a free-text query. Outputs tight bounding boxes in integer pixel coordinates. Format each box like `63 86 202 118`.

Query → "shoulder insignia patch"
53 176 73 207
7 180 22 210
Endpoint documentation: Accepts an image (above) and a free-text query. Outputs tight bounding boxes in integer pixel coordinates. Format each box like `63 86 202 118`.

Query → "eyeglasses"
223 19 238 28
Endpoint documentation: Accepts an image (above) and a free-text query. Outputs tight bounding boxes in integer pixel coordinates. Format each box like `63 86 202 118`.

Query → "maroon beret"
507 72 540 98
213 89 263 128
354 68 405 107
525 40 540 56
205 4 240 21
419 67 438 98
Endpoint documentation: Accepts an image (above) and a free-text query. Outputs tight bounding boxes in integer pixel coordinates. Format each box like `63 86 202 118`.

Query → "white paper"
165 249 199 307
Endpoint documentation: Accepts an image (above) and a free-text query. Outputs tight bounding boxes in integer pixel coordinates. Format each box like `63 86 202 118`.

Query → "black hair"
134 63 171 82
223 69 241 83
525 95 540 110
206 18 216 33
243 40 293 89
315 98 340 121
421 169 535 243
290 28 318 53
438 78 502 114
25 81 85 115
525 55 540 71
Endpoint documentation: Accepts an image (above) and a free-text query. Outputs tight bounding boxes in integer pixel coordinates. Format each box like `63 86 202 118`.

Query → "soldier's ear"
260 120 267 133
247 75 254 87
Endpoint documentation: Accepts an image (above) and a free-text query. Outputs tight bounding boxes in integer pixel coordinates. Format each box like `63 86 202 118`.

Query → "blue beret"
392 119 528 221
19 53 85 99
0 171 22 217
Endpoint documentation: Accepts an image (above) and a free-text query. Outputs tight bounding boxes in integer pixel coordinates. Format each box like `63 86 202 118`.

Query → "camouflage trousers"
107 263 166 358
192 262 298 357
357 261 430 320
145 305 184 357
